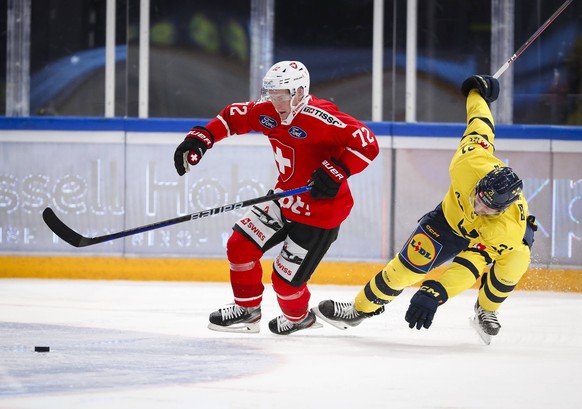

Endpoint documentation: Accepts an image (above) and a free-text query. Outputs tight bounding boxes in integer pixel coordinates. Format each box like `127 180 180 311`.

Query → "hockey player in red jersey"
173 61 379 335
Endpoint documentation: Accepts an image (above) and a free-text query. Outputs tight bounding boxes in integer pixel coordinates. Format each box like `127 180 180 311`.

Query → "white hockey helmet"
261 61 310 124
262 61 310 99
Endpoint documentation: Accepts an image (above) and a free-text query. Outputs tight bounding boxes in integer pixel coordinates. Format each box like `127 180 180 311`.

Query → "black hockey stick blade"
42 185 311 248
42 207 88 247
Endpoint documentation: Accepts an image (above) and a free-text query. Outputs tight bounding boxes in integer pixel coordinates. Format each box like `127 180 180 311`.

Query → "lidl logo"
406 233 436 267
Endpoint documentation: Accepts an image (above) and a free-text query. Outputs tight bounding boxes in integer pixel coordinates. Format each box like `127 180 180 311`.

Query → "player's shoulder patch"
301 105 347 128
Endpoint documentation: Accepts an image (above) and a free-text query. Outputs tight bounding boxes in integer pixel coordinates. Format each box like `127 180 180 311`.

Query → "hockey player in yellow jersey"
313 74 537 343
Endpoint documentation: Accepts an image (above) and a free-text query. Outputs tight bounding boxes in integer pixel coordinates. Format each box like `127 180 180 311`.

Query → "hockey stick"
42 185 311 248
493 0 573 79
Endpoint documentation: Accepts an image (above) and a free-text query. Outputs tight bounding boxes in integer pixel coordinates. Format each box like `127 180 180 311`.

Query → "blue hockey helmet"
476 167 523 211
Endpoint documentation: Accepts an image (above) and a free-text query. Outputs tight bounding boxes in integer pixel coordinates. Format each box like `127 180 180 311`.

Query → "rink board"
1 255 581 293
1 118 581 287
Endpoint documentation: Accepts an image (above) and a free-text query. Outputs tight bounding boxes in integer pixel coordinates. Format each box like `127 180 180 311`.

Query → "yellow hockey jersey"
441 90 528 261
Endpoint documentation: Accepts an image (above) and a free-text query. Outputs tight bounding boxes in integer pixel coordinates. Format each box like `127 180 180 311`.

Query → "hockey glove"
405 280 448 330
309 158 350 199
461 75 500 104
173 126 214 176
523 215 538 248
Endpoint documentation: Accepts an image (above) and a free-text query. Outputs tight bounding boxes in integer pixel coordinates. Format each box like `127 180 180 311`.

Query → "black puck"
34 346 50 352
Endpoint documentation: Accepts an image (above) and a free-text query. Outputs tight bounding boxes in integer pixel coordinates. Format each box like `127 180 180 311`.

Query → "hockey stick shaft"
43 185 311 248
492 0 573 79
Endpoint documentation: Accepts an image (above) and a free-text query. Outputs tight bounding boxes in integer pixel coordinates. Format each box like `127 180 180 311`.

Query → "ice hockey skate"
208 303 261 333
312 300 384 330
471 301 501 345
268 311 323 335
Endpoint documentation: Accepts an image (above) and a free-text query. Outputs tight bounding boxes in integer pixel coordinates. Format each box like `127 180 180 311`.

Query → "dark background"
1 0 580 124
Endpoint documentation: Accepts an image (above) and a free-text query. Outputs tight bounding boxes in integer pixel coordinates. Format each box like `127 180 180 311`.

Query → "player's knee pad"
226 230 262 268
233 201 284 251
273 235 309 286
438 256 484 299
383 257 425 288
273 223 339 287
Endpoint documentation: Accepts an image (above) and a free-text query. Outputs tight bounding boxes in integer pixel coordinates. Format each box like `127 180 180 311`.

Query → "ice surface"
1 279 580 409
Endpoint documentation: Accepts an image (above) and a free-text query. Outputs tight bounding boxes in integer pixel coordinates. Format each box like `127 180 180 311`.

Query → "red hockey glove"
309 158 350 199
173 126 214 176
405 280 448 330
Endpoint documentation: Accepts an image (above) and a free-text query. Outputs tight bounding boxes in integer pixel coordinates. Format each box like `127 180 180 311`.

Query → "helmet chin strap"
281 95 310 125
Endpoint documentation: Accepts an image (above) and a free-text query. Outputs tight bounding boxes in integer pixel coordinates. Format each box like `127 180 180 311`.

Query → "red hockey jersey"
205 96 379 228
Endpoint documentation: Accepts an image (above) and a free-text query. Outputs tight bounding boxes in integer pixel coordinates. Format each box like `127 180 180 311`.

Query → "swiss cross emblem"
189 151 199 164
270 139 295 182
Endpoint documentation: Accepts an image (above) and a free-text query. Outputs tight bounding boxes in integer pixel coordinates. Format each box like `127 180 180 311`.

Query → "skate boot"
312 300 384 330
208 303 261 333
471 301 501 345
268 311 323 335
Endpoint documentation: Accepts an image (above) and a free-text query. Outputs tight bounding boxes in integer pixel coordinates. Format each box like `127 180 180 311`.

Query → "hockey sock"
227 230 264 307
271 272 311 321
